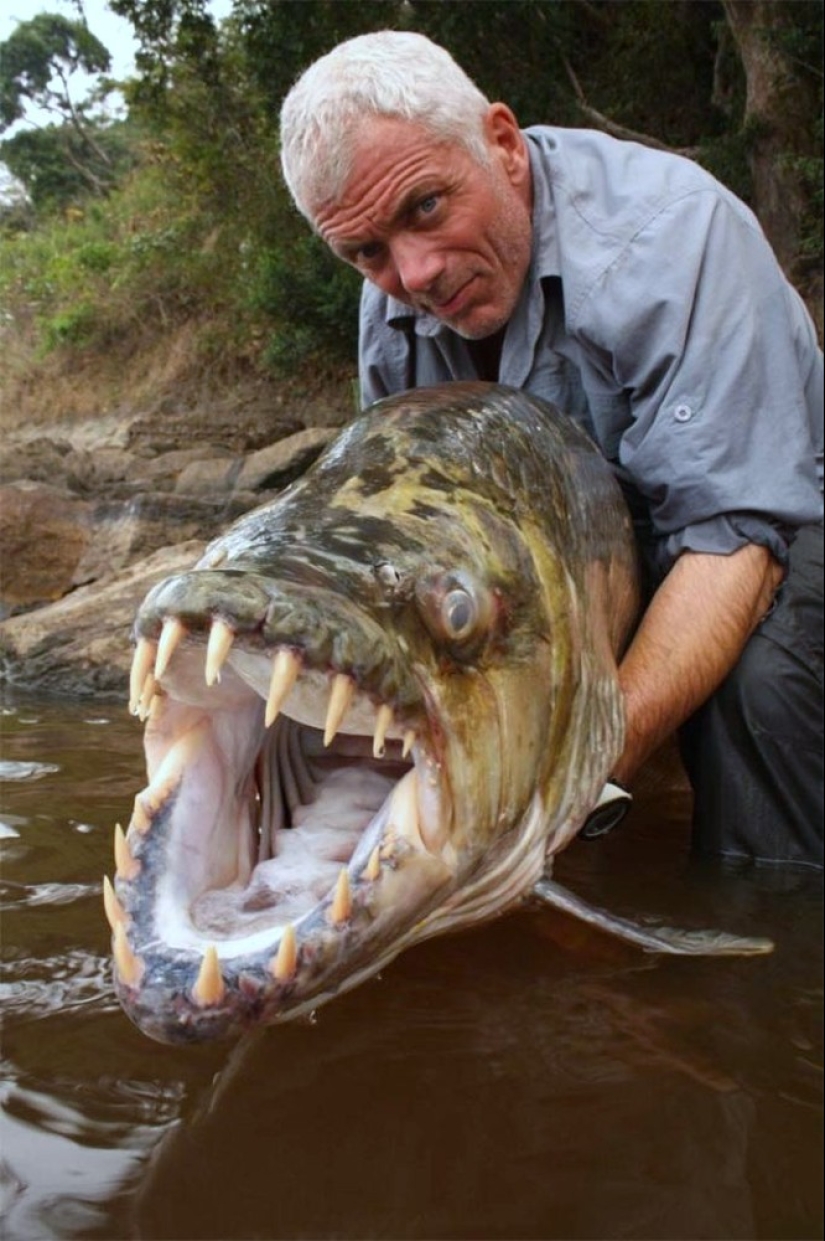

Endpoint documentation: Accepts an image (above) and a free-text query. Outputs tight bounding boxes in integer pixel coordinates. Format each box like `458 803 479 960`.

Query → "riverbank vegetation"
1 1 821 429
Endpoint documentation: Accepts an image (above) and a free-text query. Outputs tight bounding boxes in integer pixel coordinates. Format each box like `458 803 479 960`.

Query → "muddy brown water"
0 692 821 1241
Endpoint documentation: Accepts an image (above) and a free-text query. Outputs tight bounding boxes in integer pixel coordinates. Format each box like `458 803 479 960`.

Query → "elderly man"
279 30 823 867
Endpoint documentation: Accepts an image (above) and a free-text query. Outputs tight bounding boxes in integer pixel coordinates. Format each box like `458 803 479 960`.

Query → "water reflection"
0 692 822 1240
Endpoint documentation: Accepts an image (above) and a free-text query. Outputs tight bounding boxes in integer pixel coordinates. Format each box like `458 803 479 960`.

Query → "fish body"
110 382 769 1045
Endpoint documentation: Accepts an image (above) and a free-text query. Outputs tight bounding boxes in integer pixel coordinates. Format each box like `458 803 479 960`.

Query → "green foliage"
0 12 111 130
0 118 137 211
1 0 820 377
248 231 361 370
42 299 98 348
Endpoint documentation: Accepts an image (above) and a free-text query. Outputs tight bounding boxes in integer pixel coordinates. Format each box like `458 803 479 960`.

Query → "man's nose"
391 236 444 295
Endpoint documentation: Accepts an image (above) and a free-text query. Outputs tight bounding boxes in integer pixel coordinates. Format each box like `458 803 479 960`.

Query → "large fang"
365 845 381 882
137 673 156 722
272 925 297 982
129 637 156 714
192 945 225 1006
103 874 127 930
155 618 186 680
205 620 234 686
114 823 139 880
265 648 301 727
373 703 393 758
330 868 352 924
388 770 423 847
324 673 355 746
113 924 144 987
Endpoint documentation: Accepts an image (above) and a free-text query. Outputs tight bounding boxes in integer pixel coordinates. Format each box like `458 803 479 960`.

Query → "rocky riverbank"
0 366 356 699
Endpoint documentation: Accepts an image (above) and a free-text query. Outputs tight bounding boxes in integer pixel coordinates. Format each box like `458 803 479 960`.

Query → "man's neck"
467 326 506 382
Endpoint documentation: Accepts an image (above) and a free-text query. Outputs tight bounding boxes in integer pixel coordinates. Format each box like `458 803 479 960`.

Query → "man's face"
314 105 533 340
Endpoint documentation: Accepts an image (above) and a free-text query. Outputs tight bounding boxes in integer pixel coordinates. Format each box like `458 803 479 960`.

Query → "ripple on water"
0 947 117 1022
0 880 99 911
0 1072 185 1241
0 761 61 782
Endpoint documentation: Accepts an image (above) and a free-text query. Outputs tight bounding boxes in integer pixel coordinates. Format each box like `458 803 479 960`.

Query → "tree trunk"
723 0 822 333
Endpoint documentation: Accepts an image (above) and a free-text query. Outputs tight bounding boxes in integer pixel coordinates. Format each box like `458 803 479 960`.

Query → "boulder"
0 540 207 698
0 482 93 614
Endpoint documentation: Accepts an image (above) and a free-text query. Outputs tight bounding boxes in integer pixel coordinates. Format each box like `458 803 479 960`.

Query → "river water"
1 691 822 1241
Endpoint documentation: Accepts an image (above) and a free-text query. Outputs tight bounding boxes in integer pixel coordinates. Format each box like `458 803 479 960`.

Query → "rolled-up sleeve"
585 188 823 572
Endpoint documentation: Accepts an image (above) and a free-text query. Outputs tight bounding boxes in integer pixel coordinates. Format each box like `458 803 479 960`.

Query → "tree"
0 12 119 201
722 0 823 325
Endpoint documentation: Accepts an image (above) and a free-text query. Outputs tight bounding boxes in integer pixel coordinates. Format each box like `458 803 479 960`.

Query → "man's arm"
612 543 783 786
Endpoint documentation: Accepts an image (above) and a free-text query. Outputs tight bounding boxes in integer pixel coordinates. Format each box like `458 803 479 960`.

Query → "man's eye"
356 241 383 264
415 195 439 219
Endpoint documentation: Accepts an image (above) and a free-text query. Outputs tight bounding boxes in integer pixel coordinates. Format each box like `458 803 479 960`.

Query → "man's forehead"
314 121 462 236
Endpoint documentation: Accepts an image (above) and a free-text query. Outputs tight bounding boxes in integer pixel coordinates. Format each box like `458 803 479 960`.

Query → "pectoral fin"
532 877 774 956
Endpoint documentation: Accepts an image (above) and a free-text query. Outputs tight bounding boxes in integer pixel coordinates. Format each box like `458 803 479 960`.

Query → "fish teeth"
205 619 234 686
114 823 139 880
373 703 393 758
402 729 416 758
388 769 423 848
129 637 156 715
136 672 157 722
130 794 152 834
155 617 186 680
324 673 355 746
103 874 127 930
192 945 225 1007
265 648 301 727
364 845 381 882
271 925 298 982
329 868 352 925
113 924 144 987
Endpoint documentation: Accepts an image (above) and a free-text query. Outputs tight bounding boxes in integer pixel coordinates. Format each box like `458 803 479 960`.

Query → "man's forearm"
613 544 783 785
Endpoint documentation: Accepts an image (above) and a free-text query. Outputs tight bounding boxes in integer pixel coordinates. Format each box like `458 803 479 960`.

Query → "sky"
0 1 141 92
0 0 234 129
0 0 232 196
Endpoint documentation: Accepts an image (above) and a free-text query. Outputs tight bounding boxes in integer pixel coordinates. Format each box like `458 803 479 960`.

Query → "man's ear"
484 102 530 186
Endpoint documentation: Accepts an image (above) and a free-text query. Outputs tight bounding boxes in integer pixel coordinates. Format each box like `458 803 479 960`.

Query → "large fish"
107 382 771 1044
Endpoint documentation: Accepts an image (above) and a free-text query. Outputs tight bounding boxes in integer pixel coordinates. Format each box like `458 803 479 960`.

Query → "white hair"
279 30 492 223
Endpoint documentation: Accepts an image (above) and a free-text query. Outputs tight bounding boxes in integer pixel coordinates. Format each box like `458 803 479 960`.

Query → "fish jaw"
107 383 639 1044
111 592 468 1043
110 552 591 1045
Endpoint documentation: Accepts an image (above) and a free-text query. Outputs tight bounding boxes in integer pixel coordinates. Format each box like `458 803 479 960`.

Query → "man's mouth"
427 276 478 319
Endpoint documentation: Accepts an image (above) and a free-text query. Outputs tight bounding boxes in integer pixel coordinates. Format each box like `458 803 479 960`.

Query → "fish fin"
532 877 774 957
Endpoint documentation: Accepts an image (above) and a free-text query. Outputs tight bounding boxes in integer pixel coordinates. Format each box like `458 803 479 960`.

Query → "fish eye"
415 571 493 656
442 588 476 640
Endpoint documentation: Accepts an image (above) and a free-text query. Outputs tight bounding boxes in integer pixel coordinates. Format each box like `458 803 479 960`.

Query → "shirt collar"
525 129 561 282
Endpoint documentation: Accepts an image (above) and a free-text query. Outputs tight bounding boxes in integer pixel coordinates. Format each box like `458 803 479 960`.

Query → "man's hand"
613 543 783 786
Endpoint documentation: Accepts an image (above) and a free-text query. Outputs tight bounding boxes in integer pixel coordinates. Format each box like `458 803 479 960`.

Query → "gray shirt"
359 126 823 576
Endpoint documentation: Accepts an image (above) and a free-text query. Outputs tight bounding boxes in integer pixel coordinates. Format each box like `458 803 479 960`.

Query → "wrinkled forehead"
312 120 463 244
310 113 482 227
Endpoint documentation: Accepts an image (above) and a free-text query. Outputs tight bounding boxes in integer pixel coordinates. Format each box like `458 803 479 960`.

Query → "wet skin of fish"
107 382 772 1045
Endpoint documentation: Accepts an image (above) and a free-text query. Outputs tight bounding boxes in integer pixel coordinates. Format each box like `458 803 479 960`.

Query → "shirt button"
673 403 693 422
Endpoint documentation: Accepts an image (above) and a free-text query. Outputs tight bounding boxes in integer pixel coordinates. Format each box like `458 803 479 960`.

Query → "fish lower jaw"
108 675 455 1041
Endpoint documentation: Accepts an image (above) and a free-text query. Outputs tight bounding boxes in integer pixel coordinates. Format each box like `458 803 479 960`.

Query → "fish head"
108 384 638 1042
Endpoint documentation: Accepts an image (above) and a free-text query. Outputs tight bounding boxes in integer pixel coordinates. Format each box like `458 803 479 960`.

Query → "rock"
235 427 336 492
0 482 93 614
0 368 355 695
0 438 73 486
0 541 207 698
174 456 241 496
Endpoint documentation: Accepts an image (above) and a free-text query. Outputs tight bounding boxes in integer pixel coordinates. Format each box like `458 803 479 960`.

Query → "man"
279 30 824 867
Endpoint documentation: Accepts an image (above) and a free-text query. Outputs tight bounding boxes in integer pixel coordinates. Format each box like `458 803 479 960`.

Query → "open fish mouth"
109 571 479 1043
106 383 775 1045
